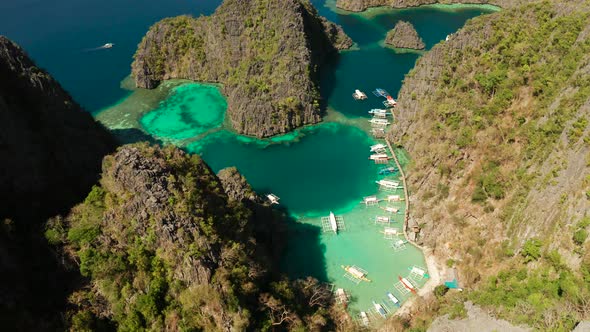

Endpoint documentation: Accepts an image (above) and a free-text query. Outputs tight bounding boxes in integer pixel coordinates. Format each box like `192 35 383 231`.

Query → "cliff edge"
132 0 352 138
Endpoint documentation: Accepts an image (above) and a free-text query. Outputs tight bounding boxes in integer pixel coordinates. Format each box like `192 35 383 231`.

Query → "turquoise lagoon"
95 1 496 316
2 0 497 319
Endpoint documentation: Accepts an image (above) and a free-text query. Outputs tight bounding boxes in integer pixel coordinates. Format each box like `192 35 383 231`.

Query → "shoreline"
333 1 501 16
385 138 445 318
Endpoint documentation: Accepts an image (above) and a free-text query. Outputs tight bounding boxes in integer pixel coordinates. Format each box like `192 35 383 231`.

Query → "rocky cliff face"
385 21 425 50
132 0 352 138
336 0 530 12
388 0 590 329
0 35 115 221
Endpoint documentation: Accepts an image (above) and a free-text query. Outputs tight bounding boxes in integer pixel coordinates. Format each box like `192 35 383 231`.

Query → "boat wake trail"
83 43 114 52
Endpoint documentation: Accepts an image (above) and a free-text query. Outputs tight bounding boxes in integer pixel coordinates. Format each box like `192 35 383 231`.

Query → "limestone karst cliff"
132 0 352 138
385 0 590 329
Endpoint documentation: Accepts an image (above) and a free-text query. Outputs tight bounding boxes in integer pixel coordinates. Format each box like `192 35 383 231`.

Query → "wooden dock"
384 139 423 250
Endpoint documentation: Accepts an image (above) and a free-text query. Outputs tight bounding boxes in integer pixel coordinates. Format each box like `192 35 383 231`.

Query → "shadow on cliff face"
0 36 116 330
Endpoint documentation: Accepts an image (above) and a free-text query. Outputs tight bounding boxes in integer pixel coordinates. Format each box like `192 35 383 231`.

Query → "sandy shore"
394 247 444 316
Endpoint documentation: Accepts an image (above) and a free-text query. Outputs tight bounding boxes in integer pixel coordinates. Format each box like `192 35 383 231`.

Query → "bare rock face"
0 36 115 221
132 0 352 138
385 21 425 50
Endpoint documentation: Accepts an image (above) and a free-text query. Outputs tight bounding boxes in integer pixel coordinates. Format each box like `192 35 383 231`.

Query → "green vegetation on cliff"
48 144 348 331
132 0 352 138
388 0 590 330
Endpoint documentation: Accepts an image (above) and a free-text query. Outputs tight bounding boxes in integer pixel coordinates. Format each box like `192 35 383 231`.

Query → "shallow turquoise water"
140 83 226 143
187 123 377 215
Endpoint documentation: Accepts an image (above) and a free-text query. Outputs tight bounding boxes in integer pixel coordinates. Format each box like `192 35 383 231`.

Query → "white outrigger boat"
335 288 349 305
369 118 391 126
360 311 370 326
353 89 368 100
342 265 371 282
373 301 387 318
382 206 400 214
376 179 401 189
102 43 114 48
369 153 389 160
383 95 397 107
267 194 280 205
399 276 417 294
370 143 387 152
387 292 401 307
368 108 389 115
329 211 338 233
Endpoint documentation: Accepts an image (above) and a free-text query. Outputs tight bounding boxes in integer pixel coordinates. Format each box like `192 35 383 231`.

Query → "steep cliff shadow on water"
280 217 329 282
110 127 163 146
318 54 340 112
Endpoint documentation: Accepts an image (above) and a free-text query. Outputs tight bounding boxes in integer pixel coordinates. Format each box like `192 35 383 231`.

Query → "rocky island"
132 0 352 138
385 21 425 50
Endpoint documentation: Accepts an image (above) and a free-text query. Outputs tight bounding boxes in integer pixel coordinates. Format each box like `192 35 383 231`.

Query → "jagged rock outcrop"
0 35 115 221
132 0 352 138
336 0 530 12
385 21 425 50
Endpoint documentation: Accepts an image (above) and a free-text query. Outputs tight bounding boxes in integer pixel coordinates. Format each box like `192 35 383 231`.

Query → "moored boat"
369 108 388 115
267 193 280 204
372 88 389 98
387 292 401 307
379 167 397 175
342 265 371 282
370 153 389 160
353 89 368 100
329 211 338 233
376 179 401 188
335 288 348 304
360 311 370 326
399 276 417 294
369 118 390 126
373 301 387 317
370 143 387 152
